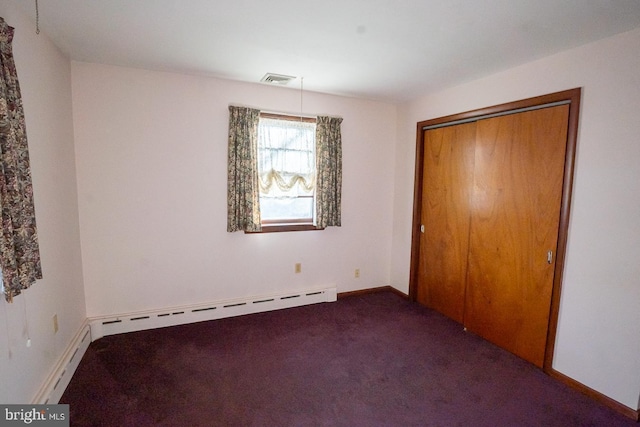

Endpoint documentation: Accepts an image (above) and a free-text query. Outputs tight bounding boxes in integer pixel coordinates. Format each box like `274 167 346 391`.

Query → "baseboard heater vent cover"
33 322 92 404
89 286 337 340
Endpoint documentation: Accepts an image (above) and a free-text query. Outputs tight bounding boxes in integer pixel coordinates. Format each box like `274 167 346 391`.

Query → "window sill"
245 224 324 234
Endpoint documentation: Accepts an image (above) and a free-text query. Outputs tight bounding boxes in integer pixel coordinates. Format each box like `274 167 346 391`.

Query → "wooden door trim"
408 88 582 373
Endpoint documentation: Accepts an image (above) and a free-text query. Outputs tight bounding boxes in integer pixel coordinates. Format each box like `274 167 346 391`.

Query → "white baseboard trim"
32 320 92 404
89 286 337 340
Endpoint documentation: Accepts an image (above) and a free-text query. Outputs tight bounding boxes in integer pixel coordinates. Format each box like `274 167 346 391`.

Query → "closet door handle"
547 250 553 264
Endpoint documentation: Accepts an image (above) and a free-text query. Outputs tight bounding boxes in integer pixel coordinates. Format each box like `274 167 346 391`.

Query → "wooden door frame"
408 88 582 372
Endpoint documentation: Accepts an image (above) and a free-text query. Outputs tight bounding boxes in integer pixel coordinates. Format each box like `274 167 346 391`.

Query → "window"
257 113 318 230
227 106 341 234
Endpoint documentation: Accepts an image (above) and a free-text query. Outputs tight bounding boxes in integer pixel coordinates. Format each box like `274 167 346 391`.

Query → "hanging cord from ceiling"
300 77 304 122
35 0 40 34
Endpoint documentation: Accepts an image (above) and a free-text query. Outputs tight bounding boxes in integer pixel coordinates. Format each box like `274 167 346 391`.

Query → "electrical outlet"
295 263 302 274
53 314 59 334
355 269 360 278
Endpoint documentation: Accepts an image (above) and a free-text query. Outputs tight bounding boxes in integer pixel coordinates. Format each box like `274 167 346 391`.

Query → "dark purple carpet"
61 291 634 426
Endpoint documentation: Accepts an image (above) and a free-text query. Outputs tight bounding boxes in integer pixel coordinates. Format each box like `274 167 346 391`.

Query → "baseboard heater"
33 321 92 405
89 286 337 341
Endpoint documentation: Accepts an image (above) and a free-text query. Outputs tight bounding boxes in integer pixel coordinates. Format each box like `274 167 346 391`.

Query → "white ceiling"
11 0 640 103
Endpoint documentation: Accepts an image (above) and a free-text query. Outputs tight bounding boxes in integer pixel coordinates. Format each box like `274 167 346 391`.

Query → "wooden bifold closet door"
416 104 570 368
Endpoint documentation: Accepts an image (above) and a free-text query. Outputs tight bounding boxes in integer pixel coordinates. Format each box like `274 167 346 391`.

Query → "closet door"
416 122 476 323
463 105 569 368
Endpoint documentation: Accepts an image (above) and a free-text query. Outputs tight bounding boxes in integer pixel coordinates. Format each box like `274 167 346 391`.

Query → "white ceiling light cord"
23 293 31 348
35 0 40 34
300 76 304 122
1 298 12 358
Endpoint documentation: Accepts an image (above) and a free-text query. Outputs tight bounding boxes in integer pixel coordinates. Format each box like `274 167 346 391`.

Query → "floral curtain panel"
227 106 262 232
315 116 343 228
0 18 42 302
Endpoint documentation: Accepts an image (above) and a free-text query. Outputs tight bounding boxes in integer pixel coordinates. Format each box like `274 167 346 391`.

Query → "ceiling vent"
260 73 296 85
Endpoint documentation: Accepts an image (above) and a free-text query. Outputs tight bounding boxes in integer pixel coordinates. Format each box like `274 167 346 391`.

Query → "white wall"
71 63 397 317
392 28 640 410
4 0 637 412
0 5 86 403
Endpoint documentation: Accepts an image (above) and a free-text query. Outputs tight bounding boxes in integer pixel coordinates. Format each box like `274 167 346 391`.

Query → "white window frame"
255 113 322 233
